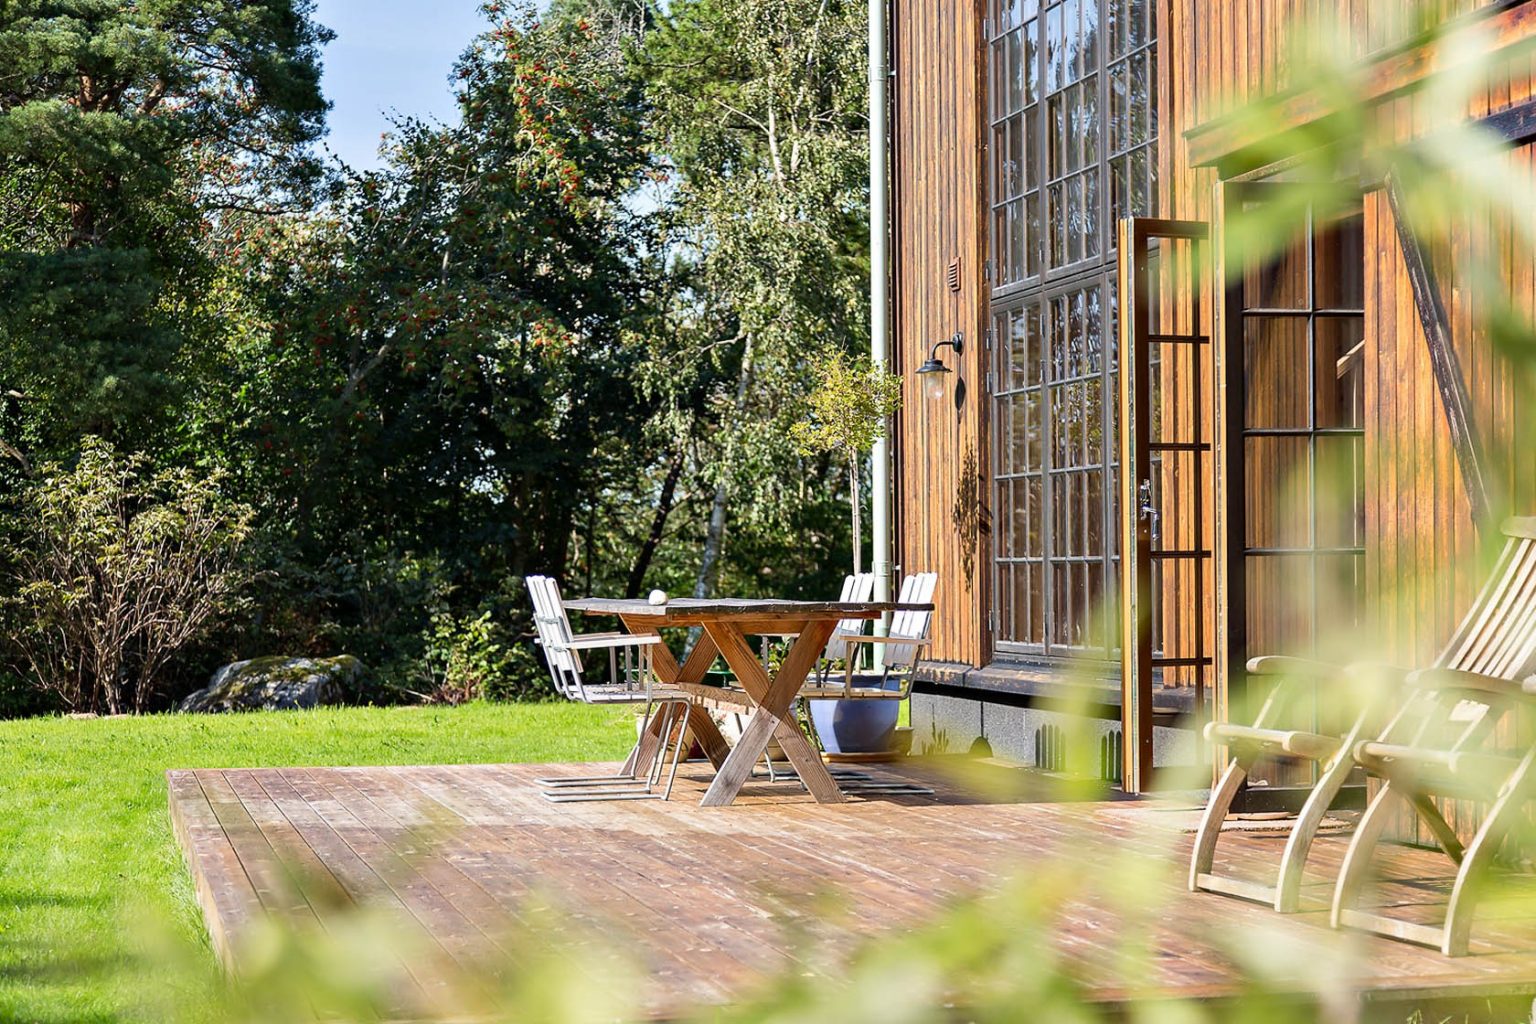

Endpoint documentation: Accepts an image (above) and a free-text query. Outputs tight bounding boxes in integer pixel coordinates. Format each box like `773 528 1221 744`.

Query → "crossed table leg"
619 616 732 776
698 618 845 806
620 613 846 806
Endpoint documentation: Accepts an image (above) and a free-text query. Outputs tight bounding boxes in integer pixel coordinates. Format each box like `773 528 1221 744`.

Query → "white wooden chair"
799 571 938 700
801 572 938 797
526 575 692 802
1330 518 1536 955
708 573 877 784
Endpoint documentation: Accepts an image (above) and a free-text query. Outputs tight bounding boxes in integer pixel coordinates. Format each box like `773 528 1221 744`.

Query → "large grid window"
988 0 1156 659
989 0 1155 287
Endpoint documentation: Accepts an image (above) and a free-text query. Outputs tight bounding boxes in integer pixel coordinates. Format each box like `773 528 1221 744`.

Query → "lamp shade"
916 358 950 400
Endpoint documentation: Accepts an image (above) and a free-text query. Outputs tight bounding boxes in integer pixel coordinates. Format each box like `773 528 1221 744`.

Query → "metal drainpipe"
869 0 892 662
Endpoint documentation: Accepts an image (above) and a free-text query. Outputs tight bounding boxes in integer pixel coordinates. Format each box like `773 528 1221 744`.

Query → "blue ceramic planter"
808 694 900 754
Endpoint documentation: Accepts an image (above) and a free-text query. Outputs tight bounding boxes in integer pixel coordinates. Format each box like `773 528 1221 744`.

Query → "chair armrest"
562 633 663 651
1245 655 1346 679
1406 667 1529 700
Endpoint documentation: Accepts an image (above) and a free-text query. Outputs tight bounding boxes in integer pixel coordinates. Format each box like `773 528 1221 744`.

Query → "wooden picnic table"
563 597 934 807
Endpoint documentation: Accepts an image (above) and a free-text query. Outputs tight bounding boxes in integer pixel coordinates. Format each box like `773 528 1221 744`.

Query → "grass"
0 702 635 1024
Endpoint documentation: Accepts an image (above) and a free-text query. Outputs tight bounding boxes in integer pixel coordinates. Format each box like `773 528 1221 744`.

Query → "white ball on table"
647 589 668 605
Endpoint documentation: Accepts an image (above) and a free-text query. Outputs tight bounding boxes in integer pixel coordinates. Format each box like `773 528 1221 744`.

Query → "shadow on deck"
168 757 1536 1020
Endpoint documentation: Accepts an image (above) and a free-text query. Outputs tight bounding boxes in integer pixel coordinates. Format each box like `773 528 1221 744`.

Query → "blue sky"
313 1 493 170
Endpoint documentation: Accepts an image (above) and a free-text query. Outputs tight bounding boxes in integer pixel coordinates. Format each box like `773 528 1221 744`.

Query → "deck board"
168 759 1536 1018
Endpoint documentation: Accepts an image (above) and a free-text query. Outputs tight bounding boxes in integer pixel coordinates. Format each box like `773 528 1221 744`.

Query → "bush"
423 609 507 704
1 438 255 713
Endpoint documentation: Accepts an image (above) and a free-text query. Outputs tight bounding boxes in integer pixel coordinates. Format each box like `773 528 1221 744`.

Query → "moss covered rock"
178 656 370 713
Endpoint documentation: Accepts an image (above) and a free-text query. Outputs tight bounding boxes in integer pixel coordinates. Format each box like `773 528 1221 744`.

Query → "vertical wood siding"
1159 0 1530 829
891 0 989 666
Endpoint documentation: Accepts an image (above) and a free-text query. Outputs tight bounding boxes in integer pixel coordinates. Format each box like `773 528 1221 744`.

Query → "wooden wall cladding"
1164 0 1529 670
1363 64 1536 673
890 0 989 665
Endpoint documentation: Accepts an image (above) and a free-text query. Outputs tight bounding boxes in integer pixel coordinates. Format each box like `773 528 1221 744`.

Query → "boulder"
179 655 369 713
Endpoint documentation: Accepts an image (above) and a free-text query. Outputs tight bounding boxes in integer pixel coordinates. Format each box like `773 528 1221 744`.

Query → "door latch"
1137 478 1160 546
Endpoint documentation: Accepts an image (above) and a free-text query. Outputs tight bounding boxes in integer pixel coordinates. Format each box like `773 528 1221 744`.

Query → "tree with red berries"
236 1 653 662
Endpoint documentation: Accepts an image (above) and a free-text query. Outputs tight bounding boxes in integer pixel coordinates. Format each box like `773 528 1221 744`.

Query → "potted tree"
791 350 904 755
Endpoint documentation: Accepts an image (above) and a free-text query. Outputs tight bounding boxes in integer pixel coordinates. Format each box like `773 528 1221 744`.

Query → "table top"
564 597 933 622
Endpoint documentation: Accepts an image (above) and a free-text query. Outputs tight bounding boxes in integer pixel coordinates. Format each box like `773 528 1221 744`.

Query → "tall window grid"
1240 204 1367 660
987 0 1156 659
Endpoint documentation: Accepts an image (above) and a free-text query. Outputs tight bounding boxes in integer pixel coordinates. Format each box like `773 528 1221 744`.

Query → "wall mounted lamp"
915 331 964 401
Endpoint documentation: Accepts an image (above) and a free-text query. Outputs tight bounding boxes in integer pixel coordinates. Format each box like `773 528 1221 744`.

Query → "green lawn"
0 703 634 1024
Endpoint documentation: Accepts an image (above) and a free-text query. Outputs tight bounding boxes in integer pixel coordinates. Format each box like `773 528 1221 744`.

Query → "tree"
641 0 871 600
791 351 902 575
224 1 656 681
0 0 331 465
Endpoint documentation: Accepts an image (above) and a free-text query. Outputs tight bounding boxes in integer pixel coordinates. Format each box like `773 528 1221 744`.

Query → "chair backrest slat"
1445 541 1528 672
884 572 938 669
1443 532 1536 681
823 573 875 662
526 575 585 695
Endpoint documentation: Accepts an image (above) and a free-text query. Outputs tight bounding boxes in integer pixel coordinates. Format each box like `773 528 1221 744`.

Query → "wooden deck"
168 758 1536 1019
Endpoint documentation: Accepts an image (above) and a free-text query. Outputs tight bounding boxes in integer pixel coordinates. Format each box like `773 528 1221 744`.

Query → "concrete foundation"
910 691 1197 780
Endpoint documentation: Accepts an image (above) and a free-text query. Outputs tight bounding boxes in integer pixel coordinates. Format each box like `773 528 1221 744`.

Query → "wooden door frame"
1117 215 1212 794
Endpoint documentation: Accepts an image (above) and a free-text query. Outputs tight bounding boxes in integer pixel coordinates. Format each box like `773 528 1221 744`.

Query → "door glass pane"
1237 191 1366 670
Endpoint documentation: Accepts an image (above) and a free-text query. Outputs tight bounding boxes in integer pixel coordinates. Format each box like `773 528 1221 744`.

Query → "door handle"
1137 478 1160 546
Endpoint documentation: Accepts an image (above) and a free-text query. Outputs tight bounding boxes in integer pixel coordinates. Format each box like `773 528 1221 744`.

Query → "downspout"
869 0 893 649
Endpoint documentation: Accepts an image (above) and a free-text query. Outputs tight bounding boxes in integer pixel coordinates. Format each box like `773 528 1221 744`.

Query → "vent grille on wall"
1099 730 1124 782
1034 723 1065 773
947 257 961 292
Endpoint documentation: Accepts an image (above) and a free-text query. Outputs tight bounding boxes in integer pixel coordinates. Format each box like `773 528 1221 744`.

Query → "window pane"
1008 115 1025 197
1007 29 1024 113
1081 0 1098 73
1083 167 1100 259
1067 175 1084 263
1048 182 1065 265
1046 3 1063 92
1246 554 1313 656
1023 19 1040 104
1315 434 1365 549
1244 436 1311 549
1315 316 1365 428
1025 192 1042 276
1316 210 1365 309
1244 216 1309 307
1081 75 1099 164
1243 317 1310 428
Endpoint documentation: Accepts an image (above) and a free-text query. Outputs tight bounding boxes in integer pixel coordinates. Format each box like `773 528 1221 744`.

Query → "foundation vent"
1034 723 1066 773
1099 730 1124 782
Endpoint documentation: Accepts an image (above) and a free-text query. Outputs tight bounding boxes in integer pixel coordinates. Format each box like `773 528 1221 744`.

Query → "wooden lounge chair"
1330 518 1536 955
1190 656 1384 912
1194 518 1536 915
526 575 693 802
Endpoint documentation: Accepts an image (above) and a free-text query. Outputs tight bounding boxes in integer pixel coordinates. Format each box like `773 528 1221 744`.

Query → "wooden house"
888 0 1536 798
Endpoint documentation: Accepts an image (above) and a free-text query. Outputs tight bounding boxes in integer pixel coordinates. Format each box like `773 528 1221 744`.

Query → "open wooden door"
1117 218 1214 794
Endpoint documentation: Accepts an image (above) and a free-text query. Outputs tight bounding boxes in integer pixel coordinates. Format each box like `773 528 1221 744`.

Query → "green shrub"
1 437 254 714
